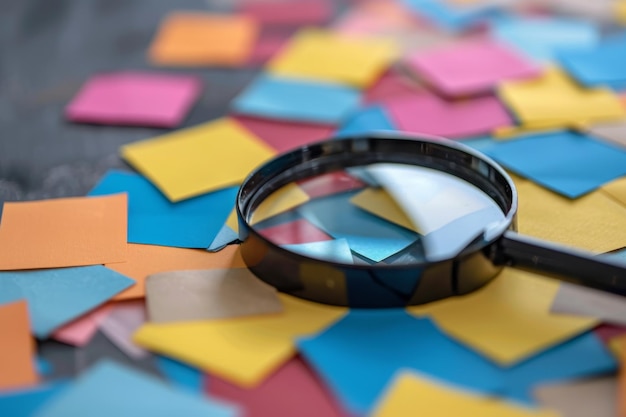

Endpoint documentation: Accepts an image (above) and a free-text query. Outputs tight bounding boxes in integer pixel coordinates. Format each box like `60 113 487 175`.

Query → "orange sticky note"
149 12 258 67
105 243 245 300
0 194 127 270
0 300 39 390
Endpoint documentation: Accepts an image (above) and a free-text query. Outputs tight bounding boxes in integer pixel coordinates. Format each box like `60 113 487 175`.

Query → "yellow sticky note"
121 118 275 202
350 188 419 232
250 183 310 225
133 294 346 386
373 372 559 417
268 29 398 88
498 67 625 130
601 176 626 207
226 208 239 233
517 181 626 253
409 268 597 364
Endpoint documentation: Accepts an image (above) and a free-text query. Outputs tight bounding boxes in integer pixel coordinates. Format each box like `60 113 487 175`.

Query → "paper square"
65 72 201 128
238 0 334 26
0 301 39 390
267 29 397 88
121 118 275 202
405 40 539 96
0 194 127 270
336 106 396 136
99 300 148 360
148 12 258 67
258 219 332 246
232 74 361 124
52 304 112 347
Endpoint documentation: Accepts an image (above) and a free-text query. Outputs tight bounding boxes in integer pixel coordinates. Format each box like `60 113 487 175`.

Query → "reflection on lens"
250 164 506 265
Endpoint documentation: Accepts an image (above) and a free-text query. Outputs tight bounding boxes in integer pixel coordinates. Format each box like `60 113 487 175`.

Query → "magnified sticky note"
121 118 275 202
0 194 127 270
89 170 238 248
386 93 511 139
258 219 331 246
133 295 346 387
297 172 366 199
250 183 310 225
351 188 418 232
373 372 558 417
267 29 397 88
65 72 201 128
52 304 112 347
284 238 354 264
0 301 39 390
146 268 282 323
405 40 539 97
232 74 361 124
239 0 334 26
148 12 258 67
99 300 148 360
105 243 245 300
409 268 597 364
0 266 134 338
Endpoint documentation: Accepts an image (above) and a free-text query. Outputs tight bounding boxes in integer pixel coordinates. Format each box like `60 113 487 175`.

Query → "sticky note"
550 282 626 326
121 118 275 202
498 67 625 130
133 295 346 387
336 106 396 136
0 301 39 390
491 16 599 63
534 377 617 417
155 356 204 393
258 219 332 246
297 172 366 199
515 180 626 253
208 357 348 417
0 194 127 270
333 1 420 38
105 243 245 300
586 121 626 149
99 300 148 360
33 360 239 417
65 72 201 128
0 266 134 338
284 238 354 264
148 12 258 67
267 29 397 88
362 70 423 105
595 323 626 344
239 0 334 26
372 372 558 417
386 93 511 139
250 183 310 225
247 34 290 66
52 304 112 347
207 224 239 252
402 0 499 32
486 130 626 198
232 74 361 124
409 268 597 364
146 268 282 323
89 170 238 248
405 40 539 97
351 188 419 232
0 381 69 417
233 116 333 153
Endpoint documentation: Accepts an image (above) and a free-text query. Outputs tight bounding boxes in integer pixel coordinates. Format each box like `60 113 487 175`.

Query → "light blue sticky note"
89 171 238 249
298 192 419 262
231 74 361 124
33 360 238 417
36 358 53 376
155 356 205 394
492 16 599 63
557 32 626 89
298 311 503 415
335 106 396 136
485 130 626 198
402 0 500 32
0 266 134 338
283 238 354 264
0 381 69 417
207 224 239 252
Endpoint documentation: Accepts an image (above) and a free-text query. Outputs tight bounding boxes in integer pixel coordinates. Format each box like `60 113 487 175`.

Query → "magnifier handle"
495 231 626 295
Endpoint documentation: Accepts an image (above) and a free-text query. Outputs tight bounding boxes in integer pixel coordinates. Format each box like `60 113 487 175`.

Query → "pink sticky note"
239 0 334 26
297 172 366 199
66 71 202 128
405 40 539 97
208 356 350 417
52 304 112 347
233 116 334 153
363 70 423 105
258 219 332 246
386 92 511 139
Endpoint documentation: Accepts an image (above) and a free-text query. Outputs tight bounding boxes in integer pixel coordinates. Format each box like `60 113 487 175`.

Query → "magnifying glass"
236 132 626 308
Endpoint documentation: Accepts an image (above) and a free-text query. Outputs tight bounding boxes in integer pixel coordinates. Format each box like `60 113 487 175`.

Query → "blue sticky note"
89 171 238 249
33 360 238 417
284 238 354 264
492 16 599 63
207 224 239 252
558 32 626 89
485 130 626 198
36 358 53 376
155 356 205 394
0 381 69 417
232 74 361 124
335 106 396 136
298 311 503 415
459 135 499 154
298 192 419 262
0 266 134 338
402 0 499 32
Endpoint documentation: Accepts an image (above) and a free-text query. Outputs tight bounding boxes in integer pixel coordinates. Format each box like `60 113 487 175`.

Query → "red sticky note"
595 323 626 344
239 0 334 26
66 72 202 128
363 70 423 105
258 219 332 246
208 356 350 417
386 93 511 139
234 116 334 153
297 172 366 199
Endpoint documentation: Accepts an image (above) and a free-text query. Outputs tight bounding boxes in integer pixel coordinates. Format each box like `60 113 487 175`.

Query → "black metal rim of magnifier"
236 132 626 308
